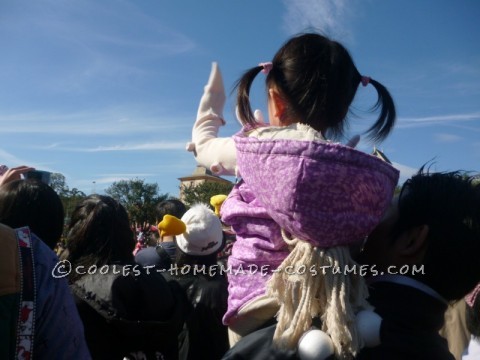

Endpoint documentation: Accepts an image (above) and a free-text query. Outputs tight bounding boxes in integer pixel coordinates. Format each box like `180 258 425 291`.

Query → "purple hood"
232 133 399 247
221 133 399 324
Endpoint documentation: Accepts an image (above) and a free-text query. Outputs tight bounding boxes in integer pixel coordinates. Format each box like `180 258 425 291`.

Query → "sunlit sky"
1 0 479 196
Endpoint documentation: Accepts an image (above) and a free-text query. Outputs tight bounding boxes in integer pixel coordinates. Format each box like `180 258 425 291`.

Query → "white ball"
355 310 382 347
297 328 334 360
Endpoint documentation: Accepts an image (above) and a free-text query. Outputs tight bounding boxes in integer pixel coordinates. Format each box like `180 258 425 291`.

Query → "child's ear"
268 88 287 119
397 224 429 258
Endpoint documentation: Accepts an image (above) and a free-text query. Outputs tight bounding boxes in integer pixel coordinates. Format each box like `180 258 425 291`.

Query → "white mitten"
235 107 266 127
189 62 237 176
196 62 226 122
254 109 266 126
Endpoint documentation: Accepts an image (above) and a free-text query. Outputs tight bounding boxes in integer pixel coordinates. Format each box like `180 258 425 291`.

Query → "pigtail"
234 66 263 128
364 78 396 142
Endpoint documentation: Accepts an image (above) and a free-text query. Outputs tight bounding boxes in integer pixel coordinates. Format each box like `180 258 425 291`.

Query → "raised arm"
186 62 237 176
0 165 35 187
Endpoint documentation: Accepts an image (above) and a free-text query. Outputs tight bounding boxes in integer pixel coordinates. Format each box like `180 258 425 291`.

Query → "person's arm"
187 62 237 176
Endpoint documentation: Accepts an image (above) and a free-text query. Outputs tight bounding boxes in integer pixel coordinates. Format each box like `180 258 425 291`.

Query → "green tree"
65 187 86 216
49 173 69 197
48 173 86 224
105 178 169 226
181 181 234 209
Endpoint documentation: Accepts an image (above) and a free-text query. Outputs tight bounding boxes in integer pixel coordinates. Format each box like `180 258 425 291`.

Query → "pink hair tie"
259 62 273 75
466 283 480 307
361 76 371 87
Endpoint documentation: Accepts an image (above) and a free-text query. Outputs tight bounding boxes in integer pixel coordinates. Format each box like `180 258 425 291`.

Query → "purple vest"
221 133 399 325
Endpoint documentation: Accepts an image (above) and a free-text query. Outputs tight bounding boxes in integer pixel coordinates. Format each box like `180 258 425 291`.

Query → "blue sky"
0 0 479 197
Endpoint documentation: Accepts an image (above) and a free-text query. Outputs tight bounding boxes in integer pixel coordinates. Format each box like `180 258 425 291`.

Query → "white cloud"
0 110 191 136
0 148 56 172
92 174 154 184
22 0 196 58
392 161 419 184
441 62 480 77
282 0 353 42
30 140 187 153
0 149 27 165
397 112 480 128
433 133 462 143
81 142 186 152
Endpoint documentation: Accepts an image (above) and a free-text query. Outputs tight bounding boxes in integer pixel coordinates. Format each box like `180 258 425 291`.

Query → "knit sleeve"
192 113 237 176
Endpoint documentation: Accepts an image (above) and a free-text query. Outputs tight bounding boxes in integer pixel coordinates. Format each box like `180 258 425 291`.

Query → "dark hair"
175 250 218 269
236 32 396 142
66 194 135 282
0 179 64 250
393 168 480 301
155 199 187 222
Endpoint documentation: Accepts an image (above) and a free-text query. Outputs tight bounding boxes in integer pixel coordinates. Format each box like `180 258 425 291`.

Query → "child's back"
188 32 399 357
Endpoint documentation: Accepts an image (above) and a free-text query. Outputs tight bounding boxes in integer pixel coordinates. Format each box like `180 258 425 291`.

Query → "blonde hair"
266 230 371 358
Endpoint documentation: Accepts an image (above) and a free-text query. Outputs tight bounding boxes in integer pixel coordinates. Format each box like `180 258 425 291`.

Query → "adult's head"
235 32 396 141
359 169 480 301
0 179 64 250
66 194 134 281
155 198 187 223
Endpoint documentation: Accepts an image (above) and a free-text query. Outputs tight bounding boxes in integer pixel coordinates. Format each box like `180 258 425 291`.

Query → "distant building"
178 166 233 200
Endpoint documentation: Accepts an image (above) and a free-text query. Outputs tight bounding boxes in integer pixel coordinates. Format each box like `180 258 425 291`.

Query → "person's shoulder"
73 264 177 322
31 231 59 265
135 246 167 268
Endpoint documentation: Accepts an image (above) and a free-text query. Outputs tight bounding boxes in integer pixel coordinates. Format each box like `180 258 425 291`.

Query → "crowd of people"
1 31 480 360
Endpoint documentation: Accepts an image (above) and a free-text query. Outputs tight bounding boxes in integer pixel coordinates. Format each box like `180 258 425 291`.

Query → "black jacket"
71 264 189 360
356 281 454 360
172 271 229 360
223 281 454 360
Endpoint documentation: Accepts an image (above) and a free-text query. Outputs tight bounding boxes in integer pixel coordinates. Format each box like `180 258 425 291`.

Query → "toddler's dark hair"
236 33 396 142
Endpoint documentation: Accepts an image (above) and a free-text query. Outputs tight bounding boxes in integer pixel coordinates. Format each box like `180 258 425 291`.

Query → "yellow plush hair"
157 214 186 237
